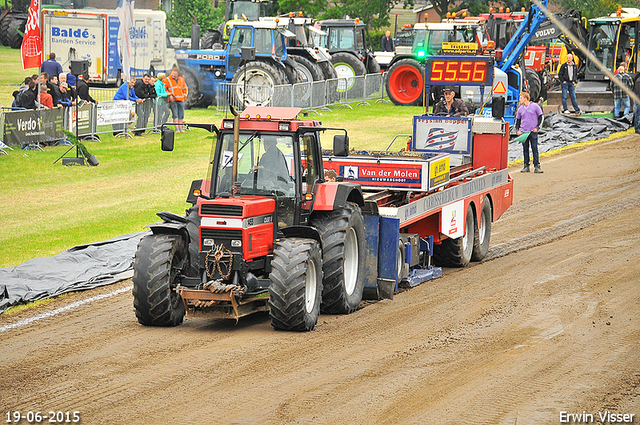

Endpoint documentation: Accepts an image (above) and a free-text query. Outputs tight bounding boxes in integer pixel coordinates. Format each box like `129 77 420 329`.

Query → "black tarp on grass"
508 112 634 162
0 232 147 314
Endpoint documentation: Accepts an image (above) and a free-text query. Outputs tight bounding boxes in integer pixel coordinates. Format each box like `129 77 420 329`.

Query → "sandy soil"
1 134 639 425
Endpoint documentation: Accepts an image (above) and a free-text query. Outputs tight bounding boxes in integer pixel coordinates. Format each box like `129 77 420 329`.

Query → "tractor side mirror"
333 134 349 156
161 127 175 151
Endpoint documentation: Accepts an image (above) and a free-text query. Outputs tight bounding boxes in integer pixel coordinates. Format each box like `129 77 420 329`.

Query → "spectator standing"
40 72 60 106
58 82 74 107
154 72 171 129
59 73 76 99
558 53 581 114
66 66 77 88
433 86 469 116
164 67 188 132
12 77 32 108
39 85 53 109
49 74 62 106
612 64 633 118
41 53 63 80
134 74 155 135
381 30 394 52
76 73 97 104
515 92 544 174
16 79 37 109
113 77 142 135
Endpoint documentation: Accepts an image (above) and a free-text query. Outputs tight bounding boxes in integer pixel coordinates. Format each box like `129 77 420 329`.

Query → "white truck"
42 8 176 84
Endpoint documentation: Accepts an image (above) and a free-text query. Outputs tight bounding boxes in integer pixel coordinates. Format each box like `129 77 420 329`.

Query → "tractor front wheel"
132 234 186 326
269 238 323 331
231 61 287 107
311 203 366 314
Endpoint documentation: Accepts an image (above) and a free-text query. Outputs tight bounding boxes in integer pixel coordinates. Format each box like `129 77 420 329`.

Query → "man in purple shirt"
515 92 544 173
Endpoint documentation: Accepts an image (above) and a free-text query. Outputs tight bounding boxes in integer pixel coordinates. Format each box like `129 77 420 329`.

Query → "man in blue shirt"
112 77 142 135
41 53 63 80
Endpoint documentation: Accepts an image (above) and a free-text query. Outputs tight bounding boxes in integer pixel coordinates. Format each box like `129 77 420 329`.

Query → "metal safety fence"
0 73 388 149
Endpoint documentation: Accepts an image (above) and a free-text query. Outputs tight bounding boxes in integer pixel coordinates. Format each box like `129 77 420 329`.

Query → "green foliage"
338 0 415 30
551 0 622 19
278 0 329 18
167 0 225 37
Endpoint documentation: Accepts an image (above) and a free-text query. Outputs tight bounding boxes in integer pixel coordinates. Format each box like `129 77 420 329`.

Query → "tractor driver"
257 136 292 191
433 86 469 117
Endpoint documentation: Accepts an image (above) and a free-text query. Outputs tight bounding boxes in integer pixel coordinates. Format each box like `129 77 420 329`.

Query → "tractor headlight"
203 238 215 246
231 240 242 247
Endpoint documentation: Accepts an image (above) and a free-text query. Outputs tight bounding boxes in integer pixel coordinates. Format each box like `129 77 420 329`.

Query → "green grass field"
0 46 422 267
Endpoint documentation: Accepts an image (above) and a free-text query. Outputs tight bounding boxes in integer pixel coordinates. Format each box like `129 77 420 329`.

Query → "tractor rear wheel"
385 58 424 106
7 16 25 49
331 52 366 97
319 61 339 103
269 238 323 331
183 67 207 109
132 234 186 326
293 56 324 83
0 15 13 46
231 61 287 107
311 202 366 314
433 203 475 267
472 197 492 261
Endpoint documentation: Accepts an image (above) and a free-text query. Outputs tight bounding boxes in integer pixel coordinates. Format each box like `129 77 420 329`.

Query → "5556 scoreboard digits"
426 56 493 86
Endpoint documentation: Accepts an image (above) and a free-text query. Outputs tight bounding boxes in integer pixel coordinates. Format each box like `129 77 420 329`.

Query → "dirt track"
2 134 640 425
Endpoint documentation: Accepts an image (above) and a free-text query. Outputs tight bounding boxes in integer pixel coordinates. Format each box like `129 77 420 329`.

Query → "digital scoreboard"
425 56 493 86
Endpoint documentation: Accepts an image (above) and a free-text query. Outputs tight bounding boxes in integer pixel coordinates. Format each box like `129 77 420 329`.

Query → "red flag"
21 0 42 70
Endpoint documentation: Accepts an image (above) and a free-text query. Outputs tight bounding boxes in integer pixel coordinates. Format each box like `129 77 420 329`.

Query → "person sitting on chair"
433 86 469 116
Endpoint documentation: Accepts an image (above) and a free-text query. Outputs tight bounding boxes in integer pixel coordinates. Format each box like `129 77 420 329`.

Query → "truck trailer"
131 106 513 331
42 8 176 84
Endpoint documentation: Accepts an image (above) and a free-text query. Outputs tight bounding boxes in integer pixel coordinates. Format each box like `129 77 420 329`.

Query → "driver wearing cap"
433 86 469 117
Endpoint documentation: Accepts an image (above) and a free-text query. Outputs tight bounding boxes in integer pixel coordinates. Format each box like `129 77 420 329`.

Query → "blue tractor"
178 20 300 108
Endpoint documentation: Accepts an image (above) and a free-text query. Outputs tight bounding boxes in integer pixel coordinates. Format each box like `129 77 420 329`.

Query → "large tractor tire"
311 202 366 314
331 52 366 97
183 67 208 109
231 60 287 107
433 203 475 267
292 56 324 83
524 66 542 102
385 58 424 106
366 53 381 74
7 16 25 49
185 205 201 277
472 197 492 262
0 14 13 46
200 30 221 49
319 60 339 103
132 234 187 327
269 238 323 331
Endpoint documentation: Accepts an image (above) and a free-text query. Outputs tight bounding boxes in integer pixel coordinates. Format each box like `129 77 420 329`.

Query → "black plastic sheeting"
509 112 634 162
0 232 146 314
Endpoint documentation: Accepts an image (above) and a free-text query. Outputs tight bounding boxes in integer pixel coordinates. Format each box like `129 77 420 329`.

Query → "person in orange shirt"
39 85 53 109
164 67 188 132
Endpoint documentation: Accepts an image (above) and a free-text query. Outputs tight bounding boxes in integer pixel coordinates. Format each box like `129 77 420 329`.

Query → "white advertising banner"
96 100 134 125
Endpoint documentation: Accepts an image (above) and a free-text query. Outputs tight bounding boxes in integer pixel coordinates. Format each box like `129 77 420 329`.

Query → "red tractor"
132 107 367 331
